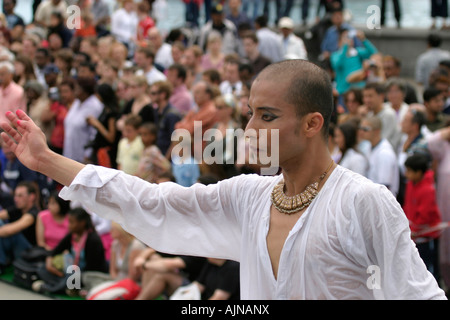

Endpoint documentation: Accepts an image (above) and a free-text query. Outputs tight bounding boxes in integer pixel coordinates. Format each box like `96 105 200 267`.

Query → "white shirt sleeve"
338 180 445 299
59 165 252 261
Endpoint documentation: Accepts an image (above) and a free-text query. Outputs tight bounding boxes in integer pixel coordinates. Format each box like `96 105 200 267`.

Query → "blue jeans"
0 219 32 265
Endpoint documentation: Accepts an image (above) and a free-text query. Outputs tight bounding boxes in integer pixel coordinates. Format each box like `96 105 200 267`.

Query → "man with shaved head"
0 60 446 300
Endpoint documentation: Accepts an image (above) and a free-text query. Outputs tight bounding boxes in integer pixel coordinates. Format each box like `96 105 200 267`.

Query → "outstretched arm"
0 110 85 186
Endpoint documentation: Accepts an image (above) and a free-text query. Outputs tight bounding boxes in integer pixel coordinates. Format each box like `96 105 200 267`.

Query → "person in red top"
403 153 442 281
137 2 155 42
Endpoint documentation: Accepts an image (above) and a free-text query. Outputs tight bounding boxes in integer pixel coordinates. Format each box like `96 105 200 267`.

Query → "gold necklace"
271 160 334 215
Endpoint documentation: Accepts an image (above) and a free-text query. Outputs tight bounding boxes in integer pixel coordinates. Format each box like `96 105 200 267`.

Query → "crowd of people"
0 0 449 299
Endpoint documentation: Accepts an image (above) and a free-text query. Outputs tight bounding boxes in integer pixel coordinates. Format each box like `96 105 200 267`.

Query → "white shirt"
59 164 445 300
155 43 174 70
144 66 167 86
63 96 104 162
110 8 138 44
367 139 400 196
339 148 369 177
280 33 308 60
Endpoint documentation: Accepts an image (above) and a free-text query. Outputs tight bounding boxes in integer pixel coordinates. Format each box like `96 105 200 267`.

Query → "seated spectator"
403 153 442 281
136 1 155 42
116 114 145 175
0 181 40 274
12 54 37 87
134 247 206 300
36 191 70 251
189 258 240 300
0 139 39 205
32 207 108 295
23 80 51 141
219 59 243 98
82 221 146 294
134 46 166 86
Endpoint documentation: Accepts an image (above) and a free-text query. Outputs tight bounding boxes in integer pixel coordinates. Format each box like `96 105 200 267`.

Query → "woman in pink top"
36 191 71 250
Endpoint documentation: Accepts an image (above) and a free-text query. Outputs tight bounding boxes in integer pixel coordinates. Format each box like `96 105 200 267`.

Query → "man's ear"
303 112 324 138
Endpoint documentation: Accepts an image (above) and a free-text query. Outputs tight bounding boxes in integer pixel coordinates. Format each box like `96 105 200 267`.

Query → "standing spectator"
415 33 450 87
116 114 144 175
134 46 167 86
183 0 202 28
40 78 74 155
166 64 195 116
0 61 26 125
384 78 410 128
0 181 40 274
34 0 68 28
149 80 182 158
403 153 442 281
175 80 218 153
219 59 243 97
430 0 449 29
136 1 155 42
241 31 272 77
200 31 226 76
363 82 402 152
426 125 450 292
254 15 284 63
278 17 308 60
359 115 400 197
116 74 154 132
334 120 368 177
198 4 239 55
383 55 418 104
423 87 449 132
380 0 401 28
110 0 138 57
63 77 104 163
330 29 377 96
147 27 174 71
36 191 70 251
86 83 120 168
13 54 37 88
321 6 362 60
226 0 252 29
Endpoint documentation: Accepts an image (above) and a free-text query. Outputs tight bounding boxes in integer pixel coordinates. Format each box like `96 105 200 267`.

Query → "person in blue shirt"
320 6 362 60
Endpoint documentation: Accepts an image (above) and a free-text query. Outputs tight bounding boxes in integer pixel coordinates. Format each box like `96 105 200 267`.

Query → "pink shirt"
38 209 70 249
169 84 194 116
0 81 26 124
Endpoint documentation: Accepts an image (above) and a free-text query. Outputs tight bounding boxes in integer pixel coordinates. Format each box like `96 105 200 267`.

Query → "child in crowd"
403 153 442 280
116 114 145 175
136 122 171 182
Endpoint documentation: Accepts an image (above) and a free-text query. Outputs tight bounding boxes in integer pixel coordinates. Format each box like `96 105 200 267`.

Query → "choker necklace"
271 160 334 215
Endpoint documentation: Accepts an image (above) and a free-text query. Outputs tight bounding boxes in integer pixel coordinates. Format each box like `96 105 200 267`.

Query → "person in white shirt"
110 0 138 54
254 15 284 63
0 60 445 300
278 17 308 60
363 82 403 153
146 27 174 71
359 115 400 197
134 46 166 86
334 120 368 177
